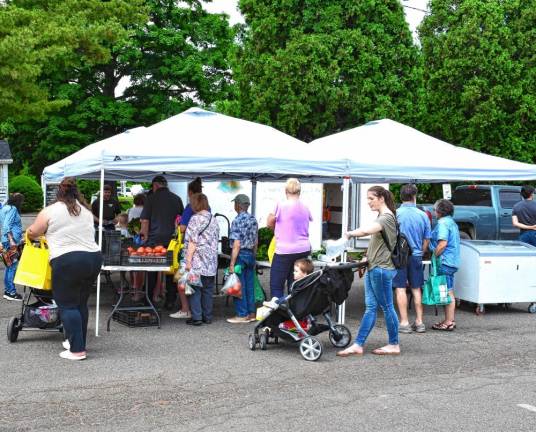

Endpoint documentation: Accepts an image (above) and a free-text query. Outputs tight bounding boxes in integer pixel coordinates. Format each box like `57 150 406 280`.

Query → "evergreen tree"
419 0 536 162
227 0 424 141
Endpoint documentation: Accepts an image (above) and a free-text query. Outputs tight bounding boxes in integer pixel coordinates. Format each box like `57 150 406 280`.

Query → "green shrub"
9 175 43 213
77 180 100 203
118 196 133 213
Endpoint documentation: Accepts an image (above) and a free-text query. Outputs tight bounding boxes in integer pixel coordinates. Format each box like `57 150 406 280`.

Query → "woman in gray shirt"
337 185 400 357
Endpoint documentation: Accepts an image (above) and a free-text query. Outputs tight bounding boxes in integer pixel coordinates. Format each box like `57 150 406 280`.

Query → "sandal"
432 322 455 331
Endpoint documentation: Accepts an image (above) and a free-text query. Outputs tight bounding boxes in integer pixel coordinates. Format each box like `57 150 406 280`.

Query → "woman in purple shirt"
267 178 312 298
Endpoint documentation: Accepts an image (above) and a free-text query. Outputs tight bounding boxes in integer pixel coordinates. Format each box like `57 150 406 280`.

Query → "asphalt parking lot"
1 268 536 432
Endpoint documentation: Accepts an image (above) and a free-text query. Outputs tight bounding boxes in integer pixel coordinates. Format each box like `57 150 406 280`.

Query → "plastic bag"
184 283 195 296
325 237 349 258
221 273 242 299
187 271 202 287
173 262 187 282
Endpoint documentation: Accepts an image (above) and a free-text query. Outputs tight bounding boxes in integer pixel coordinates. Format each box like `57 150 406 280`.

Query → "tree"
227 0 424 142
419 0 536 163
3 0 236 176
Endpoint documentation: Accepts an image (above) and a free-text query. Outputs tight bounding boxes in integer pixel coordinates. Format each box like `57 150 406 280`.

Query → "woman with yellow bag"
27 178 102 361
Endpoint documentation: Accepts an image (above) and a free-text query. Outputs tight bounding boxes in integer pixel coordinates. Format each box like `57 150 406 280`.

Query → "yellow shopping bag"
14 233 52 291
267 236 276 264
166 229 183 274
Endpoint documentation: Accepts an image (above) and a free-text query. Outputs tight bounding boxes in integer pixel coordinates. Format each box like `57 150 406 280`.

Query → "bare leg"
445 291 456 323
395 288 409 326
178 286 190 312
411 287 424 325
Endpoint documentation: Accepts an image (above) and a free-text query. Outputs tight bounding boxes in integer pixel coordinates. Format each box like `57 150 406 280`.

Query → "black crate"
102 231 122 265
112 310 159 327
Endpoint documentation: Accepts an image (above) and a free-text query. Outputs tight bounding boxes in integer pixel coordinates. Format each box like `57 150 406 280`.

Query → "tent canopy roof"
308 119 536 182
43 111 536 184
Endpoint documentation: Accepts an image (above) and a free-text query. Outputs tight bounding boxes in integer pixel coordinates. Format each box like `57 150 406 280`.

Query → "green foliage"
419 0 536 163
9 175 43 212
77 180 100 203
2 0 236 176
118 196 133 213
256 227 273 260
230 0 424 142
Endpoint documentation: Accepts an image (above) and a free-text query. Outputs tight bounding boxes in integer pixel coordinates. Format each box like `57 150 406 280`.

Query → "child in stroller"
248 261 361 361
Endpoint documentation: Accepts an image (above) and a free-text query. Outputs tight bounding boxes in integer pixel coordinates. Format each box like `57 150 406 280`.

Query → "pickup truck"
422 185 523 240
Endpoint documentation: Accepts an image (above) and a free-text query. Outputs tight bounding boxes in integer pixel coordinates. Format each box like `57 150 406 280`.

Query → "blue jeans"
233 250 256 317
355 267 399 346
189 275 215 321
51 251 102 353
4 259 19 295
2 241 18 295
269 250 310 298
519 231 536 247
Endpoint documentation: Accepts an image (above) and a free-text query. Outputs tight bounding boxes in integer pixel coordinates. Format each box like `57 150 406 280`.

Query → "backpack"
379 213 412 269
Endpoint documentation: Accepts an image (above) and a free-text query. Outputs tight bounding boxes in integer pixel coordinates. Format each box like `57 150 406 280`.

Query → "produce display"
124 245 170 265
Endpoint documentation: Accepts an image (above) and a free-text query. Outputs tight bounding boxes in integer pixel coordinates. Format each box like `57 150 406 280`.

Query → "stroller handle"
326 261 366 270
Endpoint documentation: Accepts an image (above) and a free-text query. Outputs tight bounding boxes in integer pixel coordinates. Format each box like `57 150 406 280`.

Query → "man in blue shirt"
227 194 258 324
393 184 432 333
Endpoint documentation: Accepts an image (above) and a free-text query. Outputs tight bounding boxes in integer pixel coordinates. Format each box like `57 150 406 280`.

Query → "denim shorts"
438 264 457 291
393 255 424 289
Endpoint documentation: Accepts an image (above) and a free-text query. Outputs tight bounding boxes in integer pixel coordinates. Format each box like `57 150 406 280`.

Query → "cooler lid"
461 240 536 256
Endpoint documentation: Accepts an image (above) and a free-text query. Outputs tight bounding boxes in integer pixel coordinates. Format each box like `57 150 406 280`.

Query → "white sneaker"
169 310 191 319
262 297 280 310
62 340 70 350
59 350 86 361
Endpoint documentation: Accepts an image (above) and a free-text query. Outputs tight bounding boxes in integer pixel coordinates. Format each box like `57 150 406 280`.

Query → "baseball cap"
232 194 250 205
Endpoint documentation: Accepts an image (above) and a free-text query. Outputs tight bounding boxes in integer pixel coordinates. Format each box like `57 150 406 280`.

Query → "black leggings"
51 251 102 353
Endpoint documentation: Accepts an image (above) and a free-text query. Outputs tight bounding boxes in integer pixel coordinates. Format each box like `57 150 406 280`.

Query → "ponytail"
368 185 396 214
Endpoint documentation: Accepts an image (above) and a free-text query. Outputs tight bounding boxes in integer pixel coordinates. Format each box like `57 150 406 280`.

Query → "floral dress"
184 211 219 277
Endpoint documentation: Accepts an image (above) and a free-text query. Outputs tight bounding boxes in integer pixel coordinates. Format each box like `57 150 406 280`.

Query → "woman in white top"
127 193 145 222
27 178 102 361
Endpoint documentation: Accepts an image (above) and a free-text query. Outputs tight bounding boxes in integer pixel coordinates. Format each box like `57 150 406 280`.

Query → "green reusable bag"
422 255 451 306
254 273 266 303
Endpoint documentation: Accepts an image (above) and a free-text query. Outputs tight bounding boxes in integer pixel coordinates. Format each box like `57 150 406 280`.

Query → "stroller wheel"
329 324 352 348
248 333 256 351
7 317 20 343
259 333 268 350
299 337 322 361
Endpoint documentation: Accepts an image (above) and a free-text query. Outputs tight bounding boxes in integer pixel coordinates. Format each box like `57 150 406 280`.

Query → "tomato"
161 248 167 254
144 247 153 254
130 252 138 256
146 253 154 257
227 286 236 296
154 246 163 253
137 247 145 254
127 247 134 253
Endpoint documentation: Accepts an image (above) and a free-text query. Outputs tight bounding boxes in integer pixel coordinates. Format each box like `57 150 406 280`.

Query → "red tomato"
154 246 163 253
137 247 145 254
127 247 134 253
161 248 167 254
130 252 138 256
145 247 153 254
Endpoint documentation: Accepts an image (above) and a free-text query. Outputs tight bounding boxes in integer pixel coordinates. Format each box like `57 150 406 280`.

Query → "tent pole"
41 175 46 208
95 166 105 337
251 179 257 217
338 176 351 324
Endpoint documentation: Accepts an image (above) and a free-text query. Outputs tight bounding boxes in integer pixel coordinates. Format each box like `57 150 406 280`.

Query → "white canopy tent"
42 112 536 334
308 119 536 182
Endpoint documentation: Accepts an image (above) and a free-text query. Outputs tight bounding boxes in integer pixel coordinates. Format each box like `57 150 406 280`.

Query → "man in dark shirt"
140 175 184 309
512 185 536 246
92 184 121 230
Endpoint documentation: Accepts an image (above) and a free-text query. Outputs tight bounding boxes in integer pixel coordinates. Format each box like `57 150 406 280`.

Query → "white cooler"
454 240 536 313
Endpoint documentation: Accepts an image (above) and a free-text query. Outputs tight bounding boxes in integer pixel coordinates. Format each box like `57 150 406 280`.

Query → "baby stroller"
7 286 62 343
248 262 363 361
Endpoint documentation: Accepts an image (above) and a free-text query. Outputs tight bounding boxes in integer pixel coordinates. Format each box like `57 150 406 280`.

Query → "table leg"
144 272 161 329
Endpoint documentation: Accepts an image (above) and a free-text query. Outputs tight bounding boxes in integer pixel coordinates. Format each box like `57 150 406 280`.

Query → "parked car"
422 185 523 240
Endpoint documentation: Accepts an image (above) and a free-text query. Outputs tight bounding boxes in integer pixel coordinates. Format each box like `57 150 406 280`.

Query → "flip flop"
371 348 400 356
336 350 363 357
